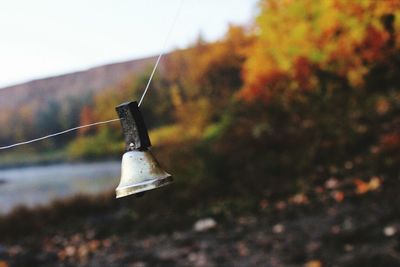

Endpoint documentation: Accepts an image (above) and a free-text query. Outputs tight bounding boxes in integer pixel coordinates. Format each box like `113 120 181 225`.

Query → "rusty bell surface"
115 101 173 198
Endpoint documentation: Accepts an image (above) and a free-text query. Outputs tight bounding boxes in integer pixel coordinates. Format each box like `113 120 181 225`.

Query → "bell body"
116 149 173 198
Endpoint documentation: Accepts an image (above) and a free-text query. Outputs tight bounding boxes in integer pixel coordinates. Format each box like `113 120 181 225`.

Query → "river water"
0 161 121 214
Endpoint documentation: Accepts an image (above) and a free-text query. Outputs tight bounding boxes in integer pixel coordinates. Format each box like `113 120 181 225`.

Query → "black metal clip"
116 101 151 151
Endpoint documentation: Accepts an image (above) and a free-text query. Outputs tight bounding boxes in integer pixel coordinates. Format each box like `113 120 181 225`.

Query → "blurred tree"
242 0 400 101
78 105 96 135
165 25 254 136
59 93 93 130
213 0 400 196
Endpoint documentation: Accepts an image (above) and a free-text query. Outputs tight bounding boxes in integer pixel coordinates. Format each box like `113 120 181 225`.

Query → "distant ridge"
0 56 159 109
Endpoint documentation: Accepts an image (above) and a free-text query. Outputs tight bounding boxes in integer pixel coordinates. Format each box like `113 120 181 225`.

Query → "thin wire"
0 119 120 150
138 0 185 107
0 0 184 151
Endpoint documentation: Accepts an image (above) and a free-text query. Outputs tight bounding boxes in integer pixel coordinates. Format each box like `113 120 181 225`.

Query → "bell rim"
115 175 173 198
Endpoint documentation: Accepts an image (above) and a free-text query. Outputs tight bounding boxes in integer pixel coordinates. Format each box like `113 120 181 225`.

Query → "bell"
116 150 172 198
115 101 173 198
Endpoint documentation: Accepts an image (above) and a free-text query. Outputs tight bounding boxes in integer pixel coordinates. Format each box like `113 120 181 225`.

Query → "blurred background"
0 0 400 266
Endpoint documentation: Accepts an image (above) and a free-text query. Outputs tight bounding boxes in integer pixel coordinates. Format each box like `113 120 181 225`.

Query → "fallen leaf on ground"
305 260 322 267
332 191 345 202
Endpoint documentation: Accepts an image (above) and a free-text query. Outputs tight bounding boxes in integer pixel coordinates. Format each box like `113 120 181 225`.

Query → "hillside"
0 56 158 109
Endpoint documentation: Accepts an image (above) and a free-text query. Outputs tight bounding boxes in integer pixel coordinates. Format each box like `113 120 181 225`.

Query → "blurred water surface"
0 161 120 214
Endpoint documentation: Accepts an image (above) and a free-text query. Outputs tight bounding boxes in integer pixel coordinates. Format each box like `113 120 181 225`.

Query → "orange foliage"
242 0 400 102
78 106 96 135
165 25 254 135
354 177 381 195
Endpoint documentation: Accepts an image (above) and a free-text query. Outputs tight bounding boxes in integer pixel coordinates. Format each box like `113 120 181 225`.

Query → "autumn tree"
165 25 254 136
242 0 400 101
216 0 400 195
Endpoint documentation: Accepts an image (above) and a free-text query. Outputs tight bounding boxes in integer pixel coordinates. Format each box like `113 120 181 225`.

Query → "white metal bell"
115 101 173 198
116 149 173 198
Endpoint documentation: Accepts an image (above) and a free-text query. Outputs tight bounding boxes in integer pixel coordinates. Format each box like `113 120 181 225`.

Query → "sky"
0 0 259 88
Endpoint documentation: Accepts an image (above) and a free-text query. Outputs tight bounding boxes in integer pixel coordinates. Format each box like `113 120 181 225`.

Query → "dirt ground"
1 177 400 267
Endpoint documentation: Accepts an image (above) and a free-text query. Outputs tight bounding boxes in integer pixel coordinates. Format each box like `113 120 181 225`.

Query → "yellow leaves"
372 0 400 17
318 4 339 33
170 85 183 109
242 0 398 102
348 24 365 43
149 125 187 146
354 177 381 195
93 87 125 122
173 98 213 138
368 177 381 191
224 25 255 58
347 67 367 87
168 24 252 131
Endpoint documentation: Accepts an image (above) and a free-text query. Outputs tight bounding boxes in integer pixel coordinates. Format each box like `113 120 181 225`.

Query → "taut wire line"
0 119 120 150
138 0 185 107
0 0 185 151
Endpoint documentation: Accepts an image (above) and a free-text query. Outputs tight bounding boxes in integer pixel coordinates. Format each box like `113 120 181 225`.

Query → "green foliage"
149 125 186 146
67 128 123 160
